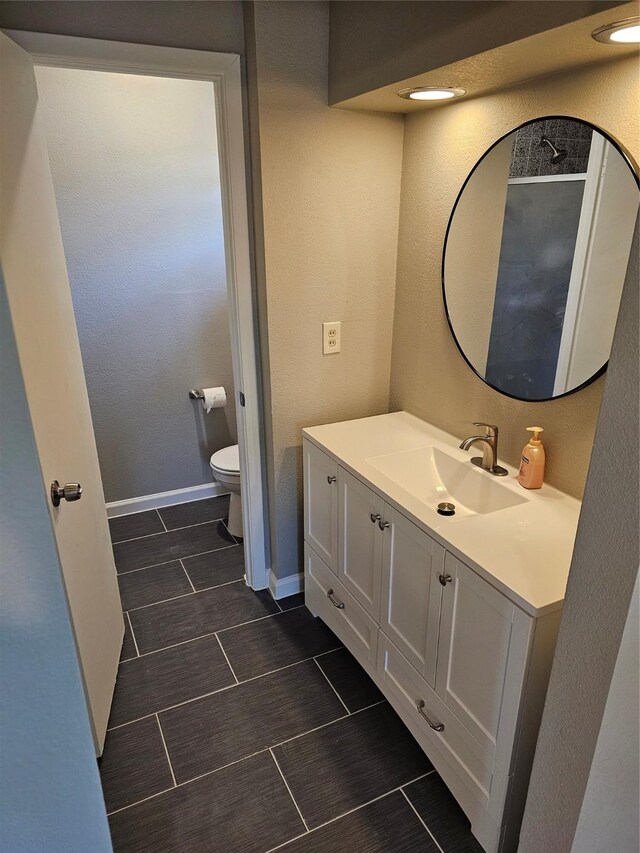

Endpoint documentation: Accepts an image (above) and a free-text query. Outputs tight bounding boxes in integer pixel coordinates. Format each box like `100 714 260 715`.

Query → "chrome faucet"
459 423 508 477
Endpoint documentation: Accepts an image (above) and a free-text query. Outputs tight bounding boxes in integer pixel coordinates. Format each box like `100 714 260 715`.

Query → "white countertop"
303 412 581 617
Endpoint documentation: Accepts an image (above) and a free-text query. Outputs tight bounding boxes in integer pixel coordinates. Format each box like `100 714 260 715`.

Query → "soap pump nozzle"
526 426 543 445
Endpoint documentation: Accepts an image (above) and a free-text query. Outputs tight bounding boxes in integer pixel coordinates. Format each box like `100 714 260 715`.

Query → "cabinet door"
337 467 383 615
436 553 533 760
380 506 445 687
303 439 338 572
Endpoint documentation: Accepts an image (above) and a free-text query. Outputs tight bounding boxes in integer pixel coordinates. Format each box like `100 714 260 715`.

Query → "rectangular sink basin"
366 446 528 519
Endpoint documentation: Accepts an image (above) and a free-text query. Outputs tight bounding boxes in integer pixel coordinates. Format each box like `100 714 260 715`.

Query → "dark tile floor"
102 498 482 852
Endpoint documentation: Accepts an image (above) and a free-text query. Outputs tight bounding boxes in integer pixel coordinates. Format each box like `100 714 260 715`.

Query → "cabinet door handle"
416 700 445 732
378 519 390 530
370 513 381 524
327 588 345 609
327 475 336 484
439 573 452 586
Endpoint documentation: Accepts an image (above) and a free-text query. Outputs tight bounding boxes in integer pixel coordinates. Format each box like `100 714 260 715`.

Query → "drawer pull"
370 513 381 524
439 573 452 586
327 588 345 609
416 699 445 732
378 519 390 530
327 475 336 484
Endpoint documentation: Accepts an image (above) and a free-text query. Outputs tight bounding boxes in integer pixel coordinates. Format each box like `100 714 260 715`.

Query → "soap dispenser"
517 427 545 489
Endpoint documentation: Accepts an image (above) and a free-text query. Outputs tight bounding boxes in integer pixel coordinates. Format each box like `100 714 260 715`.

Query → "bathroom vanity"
302 412 581 853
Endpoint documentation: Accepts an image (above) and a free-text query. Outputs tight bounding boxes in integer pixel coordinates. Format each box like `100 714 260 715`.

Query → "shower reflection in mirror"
443 117 639 402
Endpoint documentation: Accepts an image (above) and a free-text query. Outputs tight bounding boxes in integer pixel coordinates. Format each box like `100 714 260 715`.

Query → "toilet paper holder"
188 389 205 400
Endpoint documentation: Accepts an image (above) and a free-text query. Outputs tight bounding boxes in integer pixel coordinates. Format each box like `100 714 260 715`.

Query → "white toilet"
209 444 243 539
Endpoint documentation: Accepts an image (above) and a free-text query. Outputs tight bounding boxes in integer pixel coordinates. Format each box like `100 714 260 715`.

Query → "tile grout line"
126 611 140 658
106 747 271 816
179 559 197 594
155 714 177 788
107 704 418 820
110 507 232 545
269 749 309 833
128 604 303 659
262 769 438 853
400 787 445 853
107 648 346 732
112 512 232 546
126 577 245 614
313 657 350 715
155 508 168 532
115 541 239 576
214 633 239 684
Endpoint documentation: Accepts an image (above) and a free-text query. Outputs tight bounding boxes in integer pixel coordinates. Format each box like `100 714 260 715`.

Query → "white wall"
36 67 235 502
521 216 639 851
0 270 112 852
572 572 639 853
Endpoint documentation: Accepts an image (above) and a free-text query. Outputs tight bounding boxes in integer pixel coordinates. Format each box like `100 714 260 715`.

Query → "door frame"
5 29 270 590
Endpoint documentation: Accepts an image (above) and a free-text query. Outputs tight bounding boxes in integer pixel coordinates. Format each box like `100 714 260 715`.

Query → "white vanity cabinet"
302 430 566 853
303 439 338 572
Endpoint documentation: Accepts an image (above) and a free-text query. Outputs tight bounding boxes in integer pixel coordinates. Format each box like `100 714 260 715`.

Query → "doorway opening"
23 33 269 594
37 66 244 534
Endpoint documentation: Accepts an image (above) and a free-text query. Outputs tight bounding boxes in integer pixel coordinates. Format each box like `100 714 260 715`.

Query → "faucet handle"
473 422 498 436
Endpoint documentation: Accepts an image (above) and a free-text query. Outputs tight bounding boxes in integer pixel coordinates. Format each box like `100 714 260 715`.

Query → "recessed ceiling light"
397 86 466 102
592 17 640 44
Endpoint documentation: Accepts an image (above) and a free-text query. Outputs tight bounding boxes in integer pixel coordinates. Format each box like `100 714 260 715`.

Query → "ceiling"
334 1 639 113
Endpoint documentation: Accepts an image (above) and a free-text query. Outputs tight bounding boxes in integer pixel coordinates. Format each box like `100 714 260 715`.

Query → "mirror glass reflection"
443 117 639 401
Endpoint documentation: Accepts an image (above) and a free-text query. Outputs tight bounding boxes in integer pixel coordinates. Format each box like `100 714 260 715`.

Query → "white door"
303 440 338 572
0 32 123 753
380 507 445 687
337 468 383 615
435 553 532 760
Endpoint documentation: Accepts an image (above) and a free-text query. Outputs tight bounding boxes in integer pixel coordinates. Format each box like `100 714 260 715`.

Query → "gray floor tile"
117 561 192 611
159 660 346 783
315 647 383 712
108 635 235 728
182 544 244 590
275 790 439 853
113 520 235 574
129 583 279 654
278 592 306 611
273 702 433 828
108 751 304 853
217 606 341 682
158 496 230 530
109 510 164 544
404 772 485 852
100 717 174 813
120 617 137 662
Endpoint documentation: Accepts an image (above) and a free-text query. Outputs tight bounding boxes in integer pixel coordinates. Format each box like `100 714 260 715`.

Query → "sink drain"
437 502 456 516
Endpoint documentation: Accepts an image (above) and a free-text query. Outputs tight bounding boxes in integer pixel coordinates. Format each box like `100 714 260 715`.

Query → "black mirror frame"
441 115 639 403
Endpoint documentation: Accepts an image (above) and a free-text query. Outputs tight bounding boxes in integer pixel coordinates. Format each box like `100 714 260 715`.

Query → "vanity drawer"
305 543 378 672
377 633 493 809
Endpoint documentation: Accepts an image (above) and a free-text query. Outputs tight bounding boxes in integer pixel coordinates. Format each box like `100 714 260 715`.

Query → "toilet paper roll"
202 387 227 413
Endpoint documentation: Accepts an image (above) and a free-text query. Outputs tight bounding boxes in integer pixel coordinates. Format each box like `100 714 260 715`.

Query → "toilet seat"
210 444 240 475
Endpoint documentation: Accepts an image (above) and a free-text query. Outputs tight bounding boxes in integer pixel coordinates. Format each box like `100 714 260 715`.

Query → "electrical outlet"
322 321 341 355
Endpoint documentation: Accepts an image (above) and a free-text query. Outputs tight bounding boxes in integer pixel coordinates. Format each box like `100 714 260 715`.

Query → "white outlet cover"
322 321 341 355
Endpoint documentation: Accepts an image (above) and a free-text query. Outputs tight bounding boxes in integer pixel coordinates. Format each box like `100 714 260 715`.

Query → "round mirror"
443 117 639 402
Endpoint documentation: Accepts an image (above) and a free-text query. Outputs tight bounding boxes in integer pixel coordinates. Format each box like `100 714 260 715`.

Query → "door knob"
51 480 83 507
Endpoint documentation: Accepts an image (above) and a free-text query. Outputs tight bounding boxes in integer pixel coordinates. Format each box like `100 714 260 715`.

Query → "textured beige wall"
248 1 404 579
390 56 639 498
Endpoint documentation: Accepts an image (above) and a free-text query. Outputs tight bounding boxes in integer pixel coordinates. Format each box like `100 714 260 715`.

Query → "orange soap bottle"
517 427 545 489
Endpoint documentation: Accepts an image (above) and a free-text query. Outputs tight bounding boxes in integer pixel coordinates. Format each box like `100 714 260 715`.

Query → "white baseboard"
106 482 229 518
269 570 304 600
